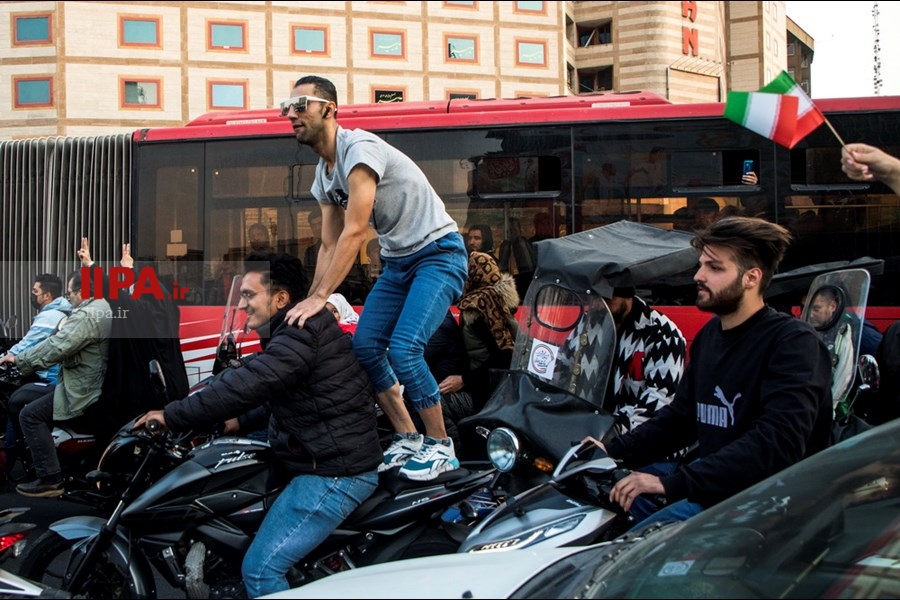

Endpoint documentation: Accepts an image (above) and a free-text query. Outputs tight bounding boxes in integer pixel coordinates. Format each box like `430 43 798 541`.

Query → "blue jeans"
352 232 467 411
627 460 704 531
241 470 379 598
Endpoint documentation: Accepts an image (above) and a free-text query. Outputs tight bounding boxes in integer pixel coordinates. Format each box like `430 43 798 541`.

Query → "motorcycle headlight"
486 427 520 472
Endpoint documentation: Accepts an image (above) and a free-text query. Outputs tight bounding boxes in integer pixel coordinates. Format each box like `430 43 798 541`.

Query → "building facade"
1 1 807 140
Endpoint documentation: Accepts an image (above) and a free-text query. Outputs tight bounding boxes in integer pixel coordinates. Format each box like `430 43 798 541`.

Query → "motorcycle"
0 363 100 495
453 221 700 506
447 264 883 557
14 417 494 598
0 507 72 599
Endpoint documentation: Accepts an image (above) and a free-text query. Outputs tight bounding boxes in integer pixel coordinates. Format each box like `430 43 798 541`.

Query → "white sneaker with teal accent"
399 436 460 481
379 433 424 472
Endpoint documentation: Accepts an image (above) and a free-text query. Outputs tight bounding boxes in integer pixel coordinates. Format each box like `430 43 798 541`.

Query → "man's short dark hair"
34 273 63 299
293 75 338 108
67 270 82 295
691 216 792 291
467 224 494 252
244 252 309 303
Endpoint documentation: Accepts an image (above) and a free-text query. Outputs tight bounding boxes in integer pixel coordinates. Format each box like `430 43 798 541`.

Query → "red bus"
6 91 899 383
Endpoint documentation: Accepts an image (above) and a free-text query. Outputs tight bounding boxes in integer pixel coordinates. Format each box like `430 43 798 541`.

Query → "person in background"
603 286 686 434
457 251 519 411
498 217 535 301
466 224 495 257
77 238 190 445
841 143 900 195
529 211 554 244
364 237 383 283
806 286 856 417
0 269 112 497
136 252 380 598
304 205 324 271
325 292 359 335
1 274 72 479
282 75 468 481
248 222 275 253
584 216 832 530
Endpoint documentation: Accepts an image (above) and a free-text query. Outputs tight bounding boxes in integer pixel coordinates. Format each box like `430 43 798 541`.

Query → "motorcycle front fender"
47 515 156 598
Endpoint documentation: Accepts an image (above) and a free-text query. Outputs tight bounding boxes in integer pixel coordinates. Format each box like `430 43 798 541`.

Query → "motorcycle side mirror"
857 354 880 392
533 284 583 332
149 359 168 397
3 315 17 334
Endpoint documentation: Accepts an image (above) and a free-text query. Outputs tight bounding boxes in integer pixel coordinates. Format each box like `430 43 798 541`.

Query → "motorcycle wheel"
18 529 147 599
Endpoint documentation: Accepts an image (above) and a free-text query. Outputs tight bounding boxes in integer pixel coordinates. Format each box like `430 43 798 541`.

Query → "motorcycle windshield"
217 274 247 349
799 268 870 410
512 282 615 407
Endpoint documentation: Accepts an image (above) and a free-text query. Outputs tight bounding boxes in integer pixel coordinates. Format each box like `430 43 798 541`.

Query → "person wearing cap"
603 286 686 434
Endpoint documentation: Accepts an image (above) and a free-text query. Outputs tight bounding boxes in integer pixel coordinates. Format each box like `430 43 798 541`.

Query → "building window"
787 42 795 56
120 16 161 47
292 26 327 54
209 81 247 109
577 21 612 47
208 21 246 51
516 40 546 66
515 1 545 13
122 79 161 108
13 76 53 108
13 14 52 45
444 1 475 6
577 66 613 93
446 35 477 62
374 89 404 103
449 91 478 100
371 30 404 58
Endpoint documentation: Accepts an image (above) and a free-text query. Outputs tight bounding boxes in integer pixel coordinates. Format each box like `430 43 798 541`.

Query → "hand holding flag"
724 71 838 149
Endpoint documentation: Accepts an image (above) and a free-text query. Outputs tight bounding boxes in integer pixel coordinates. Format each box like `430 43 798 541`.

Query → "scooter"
452 221 700 514
448 264 882 557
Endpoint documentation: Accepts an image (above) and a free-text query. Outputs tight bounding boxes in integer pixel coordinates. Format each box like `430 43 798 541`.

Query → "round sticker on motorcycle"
529 340 558 379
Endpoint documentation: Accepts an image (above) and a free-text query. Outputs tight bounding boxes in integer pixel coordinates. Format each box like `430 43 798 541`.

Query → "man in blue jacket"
1 273 71 479
135 252 381 598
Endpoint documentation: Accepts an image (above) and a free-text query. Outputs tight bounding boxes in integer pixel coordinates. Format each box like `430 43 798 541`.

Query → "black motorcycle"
15 407 493 599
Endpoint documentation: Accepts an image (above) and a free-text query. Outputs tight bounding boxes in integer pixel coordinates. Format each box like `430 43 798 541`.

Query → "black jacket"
164 308 381 477
608 306 832 508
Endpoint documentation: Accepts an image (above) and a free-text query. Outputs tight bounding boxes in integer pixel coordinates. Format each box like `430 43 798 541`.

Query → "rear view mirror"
857 354 880 392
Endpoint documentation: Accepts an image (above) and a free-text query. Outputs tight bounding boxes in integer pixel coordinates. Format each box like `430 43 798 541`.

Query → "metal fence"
0 135 131 338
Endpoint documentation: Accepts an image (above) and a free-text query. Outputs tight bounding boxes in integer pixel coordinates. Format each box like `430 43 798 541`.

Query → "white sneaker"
379 433 424 472
399 436 460 481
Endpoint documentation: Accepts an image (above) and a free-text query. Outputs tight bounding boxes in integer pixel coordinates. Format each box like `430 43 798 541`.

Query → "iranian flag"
723 71 825 148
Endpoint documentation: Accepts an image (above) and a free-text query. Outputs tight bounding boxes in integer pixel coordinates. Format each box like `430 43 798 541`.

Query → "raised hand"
77 236 93 266
121 243 134 269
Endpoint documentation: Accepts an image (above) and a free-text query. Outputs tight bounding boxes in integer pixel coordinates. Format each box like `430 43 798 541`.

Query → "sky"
785 1 900 99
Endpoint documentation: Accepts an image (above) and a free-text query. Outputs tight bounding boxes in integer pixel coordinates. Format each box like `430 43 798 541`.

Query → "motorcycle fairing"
459 370 618 465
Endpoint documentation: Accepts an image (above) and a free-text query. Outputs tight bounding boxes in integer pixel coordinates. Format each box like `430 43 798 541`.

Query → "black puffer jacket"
164 308 381 477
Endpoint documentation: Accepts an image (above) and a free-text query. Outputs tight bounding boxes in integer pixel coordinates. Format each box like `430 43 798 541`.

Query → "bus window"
470 155 562 199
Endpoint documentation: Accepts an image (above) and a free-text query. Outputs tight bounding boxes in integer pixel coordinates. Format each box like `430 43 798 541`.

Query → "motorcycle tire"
17 529 147 599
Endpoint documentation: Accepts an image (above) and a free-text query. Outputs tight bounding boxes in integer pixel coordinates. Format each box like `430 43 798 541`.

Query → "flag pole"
823 116 847 148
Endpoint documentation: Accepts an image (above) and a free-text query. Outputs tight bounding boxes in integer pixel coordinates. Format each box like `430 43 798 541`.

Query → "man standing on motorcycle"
0 270 112 497
1 274 71 479
135 252 382 598
281 75 468 481
586 216 832 529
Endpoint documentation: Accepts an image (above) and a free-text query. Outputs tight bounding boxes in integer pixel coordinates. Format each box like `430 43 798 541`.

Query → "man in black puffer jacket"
135 252 381 598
